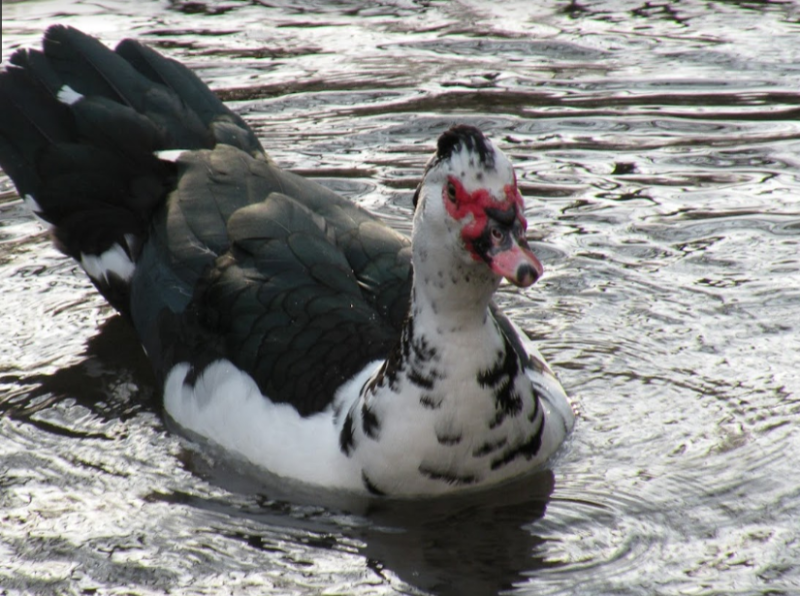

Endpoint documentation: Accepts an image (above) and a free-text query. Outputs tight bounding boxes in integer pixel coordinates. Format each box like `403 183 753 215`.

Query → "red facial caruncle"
441 174 543 287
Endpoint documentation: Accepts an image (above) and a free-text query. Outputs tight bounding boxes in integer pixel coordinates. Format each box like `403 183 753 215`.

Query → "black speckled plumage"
339 411 356 456
477 333 524 419
418 464 480 487
489 424 545 471
361 402 381 438
361 470 386 496
434 125 496 174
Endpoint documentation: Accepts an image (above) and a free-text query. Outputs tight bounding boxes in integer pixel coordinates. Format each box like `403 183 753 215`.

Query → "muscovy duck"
0 26 574 497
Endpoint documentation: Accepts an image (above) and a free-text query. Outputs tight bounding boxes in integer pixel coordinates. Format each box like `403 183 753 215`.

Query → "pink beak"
489 236 544 287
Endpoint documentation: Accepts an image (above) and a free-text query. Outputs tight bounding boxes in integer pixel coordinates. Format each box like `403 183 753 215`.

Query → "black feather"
435 124 495 169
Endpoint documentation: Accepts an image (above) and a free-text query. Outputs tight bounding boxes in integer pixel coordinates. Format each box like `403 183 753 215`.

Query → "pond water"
2 0 800 594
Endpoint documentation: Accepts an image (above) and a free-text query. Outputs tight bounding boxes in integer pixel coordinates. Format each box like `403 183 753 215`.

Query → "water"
1 0 800 594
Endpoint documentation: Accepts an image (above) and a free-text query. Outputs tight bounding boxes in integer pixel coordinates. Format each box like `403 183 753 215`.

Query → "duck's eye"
491 227 504 242
446 181 457 203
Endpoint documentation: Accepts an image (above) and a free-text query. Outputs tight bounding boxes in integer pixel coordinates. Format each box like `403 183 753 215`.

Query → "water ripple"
2 0 800 595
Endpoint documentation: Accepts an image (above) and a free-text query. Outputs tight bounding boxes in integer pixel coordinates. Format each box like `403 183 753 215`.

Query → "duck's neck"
360 247 510 405
408 241 500 335
363 260 503 400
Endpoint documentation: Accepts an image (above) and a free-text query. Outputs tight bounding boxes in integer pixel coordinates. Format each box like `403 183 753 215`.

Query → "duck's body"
0 26 573 497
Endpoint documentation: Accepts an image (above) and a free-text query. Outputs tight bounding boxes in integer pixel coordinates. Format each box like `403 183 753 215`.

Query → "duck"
0 25 574 497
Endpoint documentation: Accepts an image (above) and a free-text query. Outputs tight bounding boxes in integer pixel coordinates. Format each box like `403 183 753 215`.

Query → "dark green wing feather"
132 144 412 415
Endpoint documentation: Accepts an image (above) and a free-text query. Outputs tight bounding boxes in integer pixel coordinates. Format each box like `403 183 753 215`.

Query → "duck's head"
412 125 543 288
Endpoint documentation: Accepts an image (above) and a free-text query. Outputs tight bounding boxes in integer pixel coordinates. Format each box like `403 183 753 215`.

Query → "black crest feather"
436 124 495 169
413 124 495 209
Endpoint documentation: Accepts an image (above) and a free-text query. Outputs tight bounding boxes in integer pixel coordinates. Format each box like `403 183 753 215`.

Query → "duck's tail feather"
0 25 264 315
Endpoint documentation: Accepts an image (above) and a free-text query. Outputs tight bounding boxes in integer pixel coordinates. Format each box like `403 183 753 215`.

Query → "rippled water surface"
2 1 800 594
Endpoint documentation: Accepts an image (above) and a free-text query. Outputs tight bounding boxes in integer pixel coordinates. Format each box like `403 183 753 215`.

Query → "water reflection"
361 476 555 596
0 316 155 421
153 463 557 596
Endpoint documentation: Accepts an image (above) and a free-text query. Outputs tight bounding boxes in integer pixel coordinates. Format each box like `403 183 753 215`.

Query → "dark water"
2 1 800 594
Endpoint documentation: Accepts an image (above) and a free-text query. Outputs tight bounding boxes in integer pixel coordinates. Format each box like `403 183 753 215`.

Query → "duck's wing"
132 146 412 416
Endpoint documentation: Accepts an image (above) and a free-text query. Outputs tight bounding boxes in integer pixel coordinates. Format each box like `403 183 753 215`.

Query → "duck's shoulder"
490 306 548 374
490 306 575 430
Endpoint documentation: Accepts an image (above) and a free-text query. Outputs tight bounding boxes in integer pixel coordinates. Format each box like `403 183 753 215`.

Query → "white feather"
23 194 43 214
80 244 136 283
163 359 379 491
56 85 84 106
154 150 187 163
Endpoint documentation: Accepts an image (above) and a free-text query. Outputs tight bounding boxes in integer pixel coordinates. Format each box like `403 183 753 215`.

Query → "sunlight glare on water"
1 0 800 595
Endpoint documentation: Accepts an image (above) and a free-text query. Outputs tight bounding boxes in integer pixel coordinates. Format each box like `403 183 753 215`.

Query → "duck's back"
0 25 411 416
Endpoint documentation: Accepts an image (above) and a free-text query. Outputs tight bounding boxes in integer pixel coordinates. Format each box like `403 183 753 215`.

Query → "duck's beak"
480 209 543 287
489 234 543 287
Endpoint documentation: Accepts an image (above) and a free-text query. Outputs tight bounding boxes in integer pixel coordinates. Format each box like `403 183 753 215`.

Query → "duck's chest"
338 320 546 496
